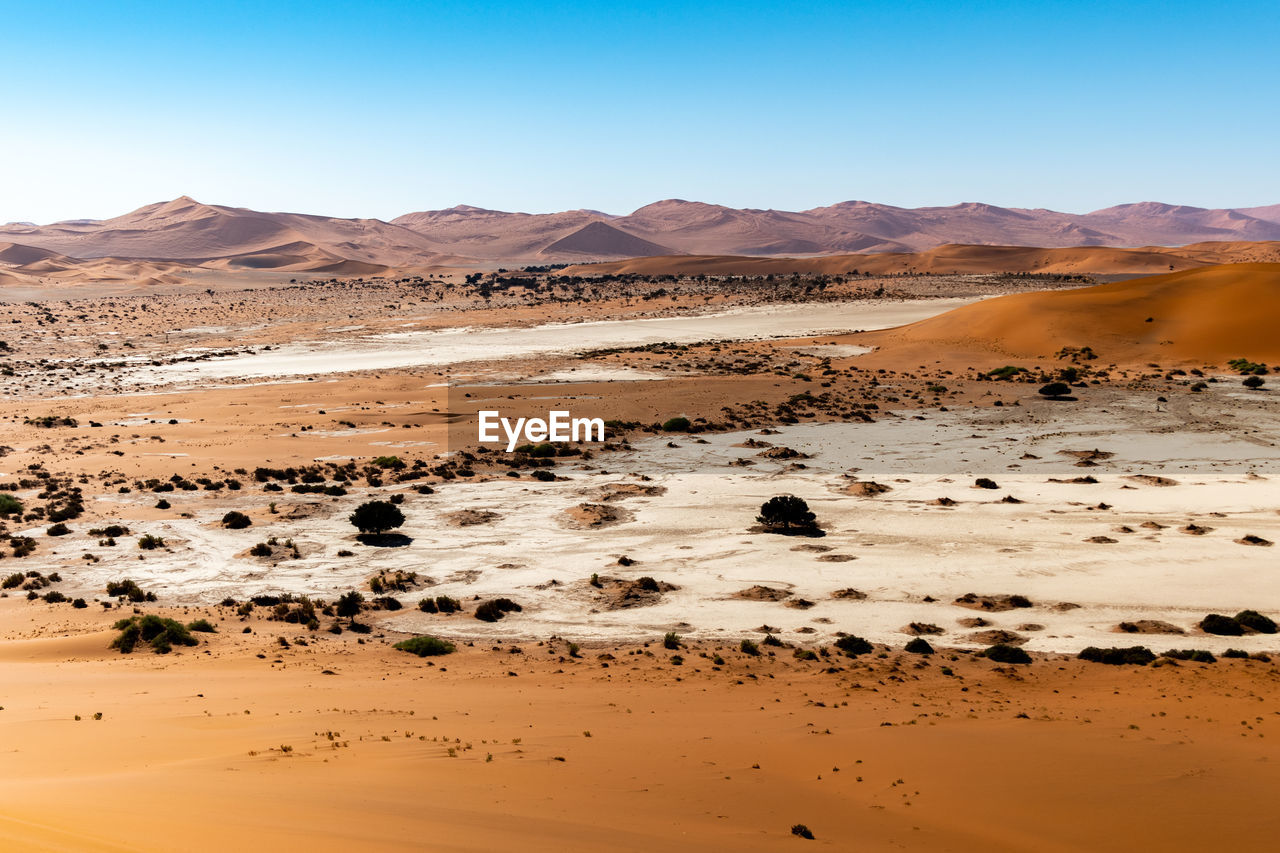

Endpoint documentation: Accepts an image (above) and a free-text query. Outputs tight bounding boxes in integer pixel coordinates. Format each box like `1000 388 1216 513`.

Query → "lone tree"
349 500 405 535
1038 382 1072 399
757 495 818 533
1243 375 1265 389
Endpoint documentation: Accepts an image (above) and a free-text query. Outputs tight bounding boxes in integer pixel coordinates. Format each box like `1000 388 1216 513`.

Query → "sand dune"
868 262 1280 364
561 241 1280 277
538 220 672 258
5 197 1280 275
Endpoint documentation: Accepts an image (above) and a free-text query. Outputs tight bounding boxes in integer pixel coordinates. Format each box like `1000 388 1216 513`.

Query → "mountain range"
1 196 1279 285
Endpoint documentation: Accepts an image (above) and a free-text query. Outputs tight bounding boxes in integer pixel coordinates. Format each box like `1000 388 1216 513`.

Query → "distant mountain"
2 196 1279 279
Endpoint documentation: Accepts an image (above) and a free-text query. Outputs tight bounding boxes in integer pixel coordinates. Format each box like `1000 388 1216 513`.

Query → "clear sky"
2 0 1277 223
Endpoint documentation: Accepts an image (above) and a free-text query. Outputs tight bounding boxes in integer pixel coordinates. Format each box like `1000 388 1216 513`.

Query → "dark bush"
1038 382 1072 398
221 511 252 529
1200 613 1244 636
982 644 1031 664
1078 646 1155 666
187 619 217 633
348 500 405 535
791 824 814 840
974 477 999 489
418 598 438 614
756 495 817 532
834 635 873 656
1234 610 1278 634
46 522 71 536
740 638 760 656
474 597 522 622
1162 648 1216 663
904 637 934 655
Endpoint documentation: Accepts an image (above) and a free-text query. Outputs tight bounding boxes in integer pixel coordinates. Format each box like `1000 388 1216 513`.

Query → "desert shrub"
418 598 438 613
661 416 692 432
435 595 461 614
248 542 273 557
756 495 817 532
1078 646 1155 666
2 572 23 589
982 644 1031 664
974 477 999 489
375 596 403 612
791 824 815 840
762 633 783 647
1243 375 1265 389
137 534 165 550
105 579 156 602
834 635 873 656
1222 648 1250 659
740 638 760 656
394 635 456 657
42 590 67 603
0 494 22 516
904 637 934 655
347 621 372 634
72 598 87 608
372 455 405 469
1038 382 1071 398
46 522 71 536
348 500 405 535
474 597 522 622
221 511 252 529
530 469 556 482
112 614 197 654
1234 610 1278 634
187 619 217 633
1162 648 1216 663
88 525 129 537
335 591 365 618
663 631 681 650
1200 613 1244 635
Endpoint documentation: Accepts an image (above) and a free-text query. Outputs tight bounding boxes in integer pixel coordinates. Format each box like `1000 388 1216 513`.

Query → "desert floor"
0 273 1276 850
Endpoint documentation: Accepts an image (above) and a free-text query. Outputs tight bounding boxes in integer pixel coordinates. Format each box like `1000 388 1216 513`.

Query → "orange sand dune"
561 241 1280 277
865 262 1280 364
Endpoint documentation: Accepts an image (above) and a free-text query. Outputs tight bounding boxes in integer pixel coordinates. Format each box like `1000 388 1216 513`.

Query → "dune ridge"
864 262 1280 364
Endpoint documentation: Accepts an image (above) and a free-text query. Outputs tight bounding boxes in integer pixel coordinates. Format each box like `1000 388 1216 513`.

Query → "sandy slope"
865 262 1280 363
561 241 1280 277
0 603 1277 852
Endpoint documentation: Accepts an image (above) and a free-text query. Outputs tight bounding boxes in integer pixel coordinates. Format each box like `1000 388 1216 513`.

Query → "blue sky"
1 1 1276 222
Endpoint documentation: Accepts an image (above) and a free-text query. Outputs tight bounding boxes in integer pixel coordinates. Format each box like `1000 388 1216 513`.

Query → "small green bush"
187 619 217 633
661 416 692 432
138 534 165 550
394 635 456 657
112 615 197 654
663 631 681 650
740 638 760 656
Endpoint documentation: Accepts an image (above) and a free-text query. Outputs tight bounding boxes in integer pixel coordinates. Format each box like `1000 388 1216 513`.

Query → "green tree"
349 500 405 535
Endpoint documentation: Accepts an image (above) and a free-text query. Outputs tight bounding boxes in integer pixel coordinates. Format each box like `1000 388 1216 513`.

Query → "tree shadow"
356 532 414 547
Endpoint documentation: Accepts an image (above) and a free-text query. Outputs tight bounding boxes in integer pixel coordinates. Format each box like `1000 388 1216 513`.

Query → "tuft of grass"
394 635 456 657
111 615 197 654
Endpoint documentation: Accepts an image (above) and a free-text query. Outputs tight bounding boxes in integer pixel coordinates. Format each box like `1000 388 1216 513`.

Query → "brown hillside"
865 263 1280 365
560 242 1280 278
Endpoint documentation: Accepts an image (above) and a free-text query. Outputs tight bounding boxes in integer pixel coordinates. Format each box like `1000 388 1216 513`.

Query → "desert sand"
0 257 1277 850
